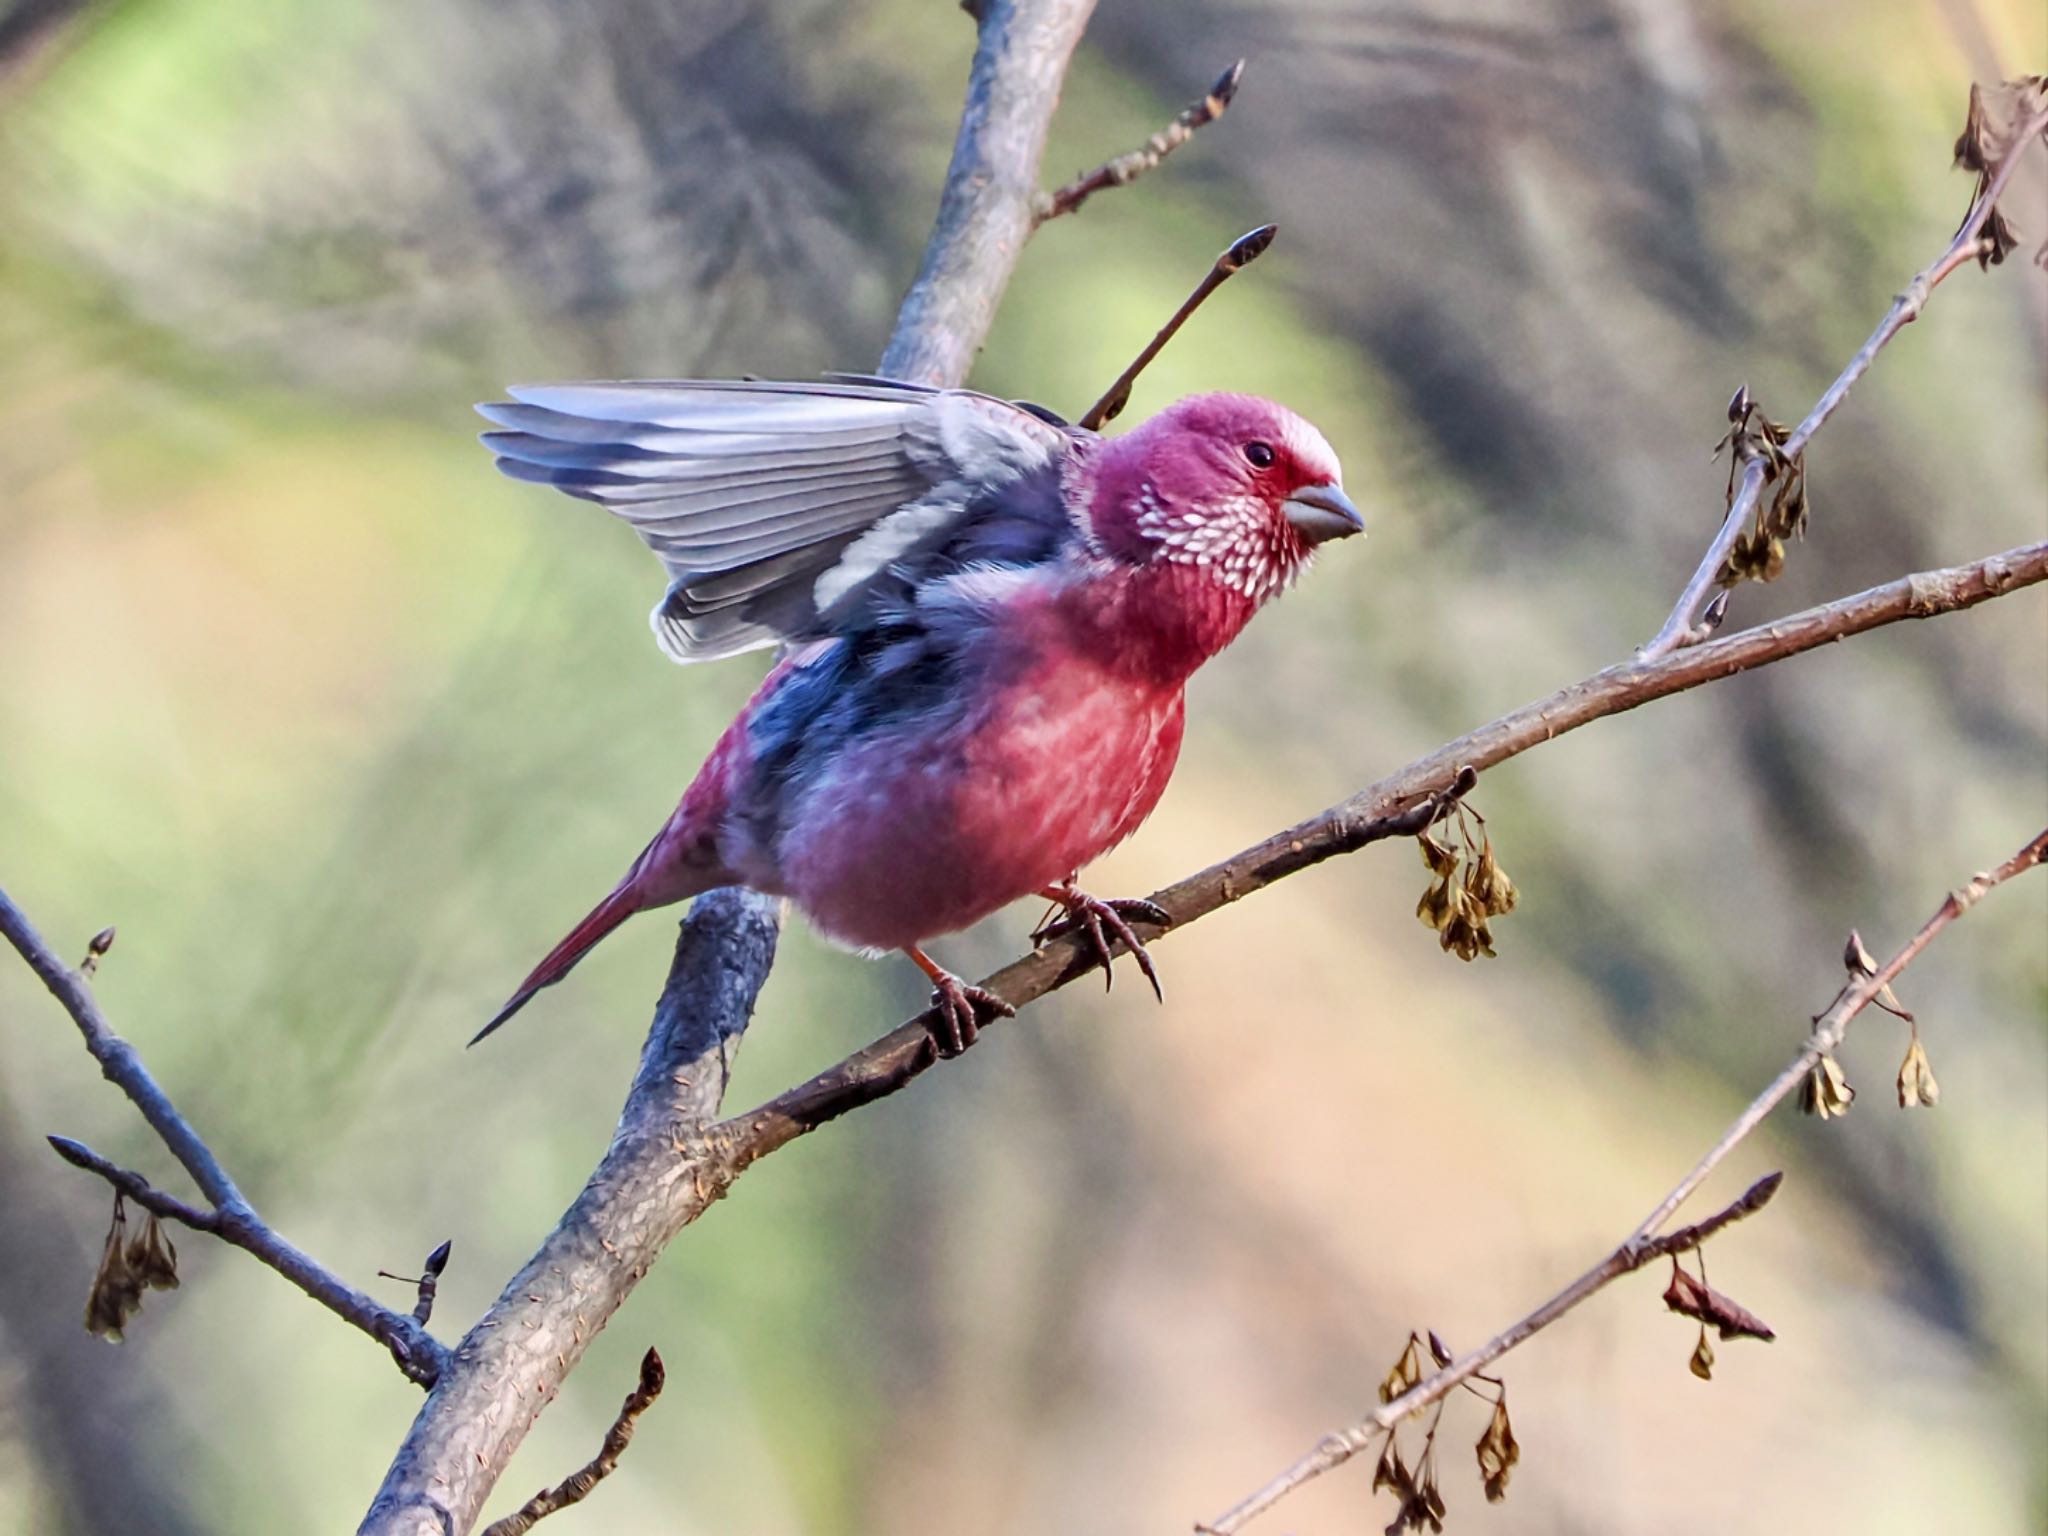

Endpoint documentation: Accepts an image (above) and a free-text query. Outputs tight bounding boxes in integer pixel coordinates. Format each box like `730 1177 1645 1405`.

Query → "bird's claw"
925 976 1016 1059
1033 888 1171 1002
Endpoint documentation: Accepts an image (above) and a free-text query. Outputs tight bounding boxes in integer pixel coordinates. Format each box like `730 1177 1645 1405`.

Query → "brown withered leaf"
1475 1396 1519 1502
1664 1262 1776 1341
1800 1054 1855 1119
1380 1334 1425 1405
1897 1037 1941 1109
1689 1328 1716 1381
1417 831 1459 878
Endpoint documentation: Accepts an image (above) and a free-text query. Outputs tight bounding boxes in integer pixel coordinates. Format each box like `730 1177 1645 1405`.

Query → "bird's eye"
1242 441 1276 469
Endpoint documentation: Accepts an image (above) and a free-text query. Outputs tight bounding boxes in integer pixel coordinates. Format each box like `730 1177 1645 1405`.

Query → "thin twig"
1033 59 1243 225
1198 828 2048 1533
46 1135 220 1232
1640 98 2048 660
718 540 2047 1162
1078 222 1278 430
478 1349 666 1536
378 1241 454 1327
0 889 449 1387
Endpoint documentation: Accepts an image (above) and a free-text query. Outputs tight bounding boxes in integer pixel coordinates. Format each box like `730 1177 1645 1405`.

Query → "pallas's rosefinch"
476 379 1362 1054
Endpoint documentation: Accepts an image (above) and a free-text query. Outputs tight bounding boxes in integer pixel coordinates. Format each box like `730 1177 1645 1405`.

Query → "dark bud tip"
640 1347 667 1394
1726 384 1751 423
1745 1171 1785 1210
1212 59 1246 106
89 927 116 957
424 1239 454 1277
1221 223 1278 272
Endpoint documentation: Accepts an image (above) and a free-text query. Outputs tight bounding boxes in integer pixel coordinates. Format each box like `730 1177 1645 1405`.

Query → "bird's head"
1080 392 1362 603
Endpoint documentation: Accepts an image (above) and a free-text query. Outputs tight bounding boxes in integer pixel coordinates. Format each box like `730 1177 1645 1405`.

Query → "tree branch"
357 4 1100 1528
879 0 1099 386
1198 826 2048 1534
0 888 449 1387
715 539 2046 1159
1640 93 2048 660
1033 59 1243 225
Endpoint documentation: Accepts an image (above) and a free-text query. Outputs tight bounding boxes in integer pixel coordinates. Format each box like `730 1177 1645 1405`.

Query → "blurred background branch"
1203 825 2048 1533
0 888 447 1385
1643 79 2048 659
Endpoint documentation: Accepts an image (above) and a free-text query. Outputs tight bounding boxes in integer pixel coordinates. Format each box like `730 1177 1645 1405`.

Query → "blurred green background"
2 1 2044 1531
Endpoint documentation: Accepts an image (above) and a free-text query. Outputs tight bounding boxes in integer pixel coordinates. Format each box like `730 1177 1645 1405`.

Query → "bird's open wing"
479 379 1077 662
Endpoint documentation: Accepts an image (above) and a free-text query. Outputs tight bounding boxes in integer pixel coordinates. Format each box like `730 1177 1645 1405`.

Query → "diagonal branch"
0 889 448 1386
1033 59 1244 225
715 539 2047 1159
1640 92 2048 660
1198 826 2048 1534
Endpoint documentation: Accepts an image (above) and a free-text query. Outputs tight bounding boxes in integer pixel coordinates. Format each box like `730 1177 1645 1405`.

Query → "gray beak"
1282 482 1365 544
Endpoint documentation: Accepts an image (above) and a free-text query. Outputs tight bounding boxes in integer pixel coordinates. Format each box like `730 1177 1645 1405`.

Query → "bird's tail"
472 881 648 1045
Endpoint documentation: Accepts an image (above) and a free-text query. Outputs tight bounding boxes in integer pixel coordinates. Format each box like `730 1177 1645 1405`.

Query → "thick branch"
0 889 448 1386
357 5 1098 1529
1199 827 2048 1534
1641 99 2048 659
880 0 1099 385
717 540 2046 1157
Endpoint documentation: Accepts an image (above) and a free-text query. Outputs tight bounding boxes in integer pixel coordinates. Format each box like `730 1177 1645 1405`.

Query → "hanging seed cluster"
1368 1331 1520 1533
85 1194 180 1341
1415 807 1518 961
1802 929 1944 1120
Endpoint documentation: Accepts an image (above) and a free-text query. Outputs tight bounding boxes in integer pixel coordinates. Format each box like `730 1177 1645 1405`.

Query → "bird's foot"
1032 883 1171 1001
906 947 1015 1059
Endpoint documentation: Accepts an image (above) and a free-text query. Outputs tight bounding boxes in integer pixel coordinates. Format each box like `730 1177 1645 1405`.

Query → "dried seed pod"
1475 1396 1519 1501
1416 877 1455 932
1800 1054 1856 1119
1897 1037 1940 1109
1689 1327 1716 1381
1379 1335 1425 1405
125 1213 180 1292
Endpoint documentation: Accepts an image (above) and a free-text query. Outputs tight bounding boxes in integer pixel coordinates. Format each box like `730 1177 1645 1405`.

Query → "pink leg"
905 946 1015 1059
1031 881 1171 1001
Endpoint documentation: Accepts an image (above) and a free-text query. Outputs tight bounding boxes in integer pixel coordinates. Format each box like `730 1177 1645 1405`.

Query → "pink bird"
475 378 1362 1055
